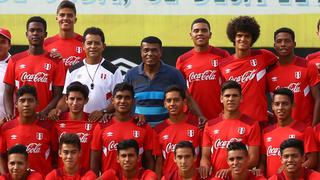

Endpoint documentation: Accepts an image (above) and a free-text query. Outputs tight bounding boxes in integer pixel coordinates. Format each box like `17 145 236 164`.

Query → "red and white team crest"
294 71 301 79
237 127 246 135
85 123 92 131
101 73 107 79
75 46 82 54
211 60 218 67
250 59 257 67
43 63 52 71
132 130 140 138
187 130 195 137
289 134 296 139
36 133 43 140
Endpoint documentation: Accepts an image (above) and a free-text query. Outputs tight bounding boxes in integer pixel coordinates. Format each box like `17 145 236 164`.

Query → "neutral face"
8 153 28 180
66 91 88 114
174 147 196 173
220 88 242 112
26 22 47 46
59 144 81 170
274 32 295 57
112 90 134 114
272 94 293 122
140 42 162 67
117 147 138 171
235 32 252 51
0 35 11 59
83 34 105 59
16 93 37 118
281 147 304 174
56 8 77 31
164 91 186 116
190 22 211 48
227 150 249 175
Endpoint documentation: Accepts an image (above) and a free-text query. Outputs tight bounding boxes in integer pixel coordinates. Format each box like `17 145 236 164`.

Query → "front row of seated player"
0 81 319 179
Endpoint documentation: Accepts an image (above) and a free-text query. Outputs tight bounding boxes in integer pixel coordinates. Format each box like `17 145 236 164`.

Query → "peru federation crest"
211 60 218 67
133 130 140 138
85 123 92 131
237 127 246 135
250 59 257 67
36 133 43 140
44 63 52 70
294 71 301 79
187 130 195 137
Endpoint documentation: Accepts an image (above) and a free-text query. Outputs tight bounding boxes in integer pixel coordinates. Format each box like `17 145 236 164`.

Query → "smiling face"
281 147 304 174
190 22 211 49
164 91 186 117
66 91 88 114
227 150 248 175
274 32 295 58
8 153 29 180
235 31 252 51
272 94 293 123
56 8 77 32
83 34 105 60
112 90 134 115
140 42 162 68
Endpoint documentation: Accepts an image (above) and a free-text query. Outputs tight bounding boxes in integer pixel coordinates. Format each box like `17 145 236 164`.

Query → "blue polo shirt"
124 61 187 127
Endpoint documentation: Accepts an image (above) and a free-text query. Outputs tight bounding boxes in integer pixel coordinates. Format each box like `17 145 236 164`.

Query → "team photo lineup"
0 1 320 180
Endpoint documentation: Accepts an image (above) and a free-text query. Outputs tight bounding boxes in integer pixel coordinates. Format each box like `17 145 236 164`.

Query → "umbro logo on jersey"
225 69 231 74
11 135 17 140
294 71 301 79
186 64 192 70
250 59 257 67
44 63 52 71
106 132 113 137
132 130 140 138
289 134 296 139
213 129 219 134
238 127 246 135
19 64 26 69
59 123 66 128
266 137 272 142
271 77 278 82
75 46 82 54
36 133 43 140
187 130 195 137
162 135 169 140
211 60 218 67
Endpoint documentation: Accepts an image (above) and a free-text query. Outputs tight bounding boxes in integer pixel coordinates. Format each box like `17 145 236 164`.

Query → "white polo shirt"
0 54 10 118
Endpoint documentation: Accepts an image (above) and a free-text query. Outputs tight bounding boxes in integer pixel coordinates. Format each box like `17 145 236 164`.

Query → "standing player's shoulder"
290 121 310 133
36 119 56 131
9 50 29 63
239 114 256 126
154 120 170 134
209 46 230 58
1 118 19 132
73 33 83 42
306 51 320 61
206 116 223 127
101 59 118 74
44 34 59 46
262 123 277 134
44 51 62 64
293 56 308 68
177 49 194 63
68 60 85 73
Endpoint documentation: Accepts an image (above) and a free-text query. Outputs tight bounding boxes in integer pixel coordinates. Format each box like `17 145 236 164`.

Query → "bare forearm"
303 153 318 169
186 93 205 119
4 85 14 116
90 151 101 176
312 97 320 126
155 156 162 179
0 154 7 175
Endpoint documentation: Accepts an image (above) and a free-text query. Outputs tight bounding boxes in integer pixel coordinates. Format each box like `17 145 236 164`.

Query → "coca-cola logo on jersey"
214 138 242 149
267 146 280 156
229 69 256 83
59 132 89 143
276 83 301 93
188 70 216 82
165 143 176 153
26 143 42 154
21 72 48 83
107 141 118 152
63 56 82 66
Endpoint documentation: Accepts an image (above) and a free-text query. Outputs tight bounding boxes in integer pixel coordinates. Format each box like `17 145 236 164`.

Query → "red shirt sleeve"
91 124 103 151
152 130 161 156
0 128 7 153
144 125 154 151
100 169 117 180
3 57 15 85
247 122 261 146
263 49 278 67
50 122 59 152
307 63 320 87
175 57 186 79
82 170 97 180
303 126 318 153
53 60 66 86
141 169 158 180
44 170 57 180
29 171 44 180
201 123 212 147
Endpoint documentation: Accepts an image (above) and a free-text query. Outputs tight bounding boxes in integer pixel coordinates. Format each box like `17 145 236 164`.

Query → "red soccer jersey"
91 117 154 173
0 170 43 180
54 112 96 170
267 56 319 125
211 171 266 180
44 34 85 69
45 168 96 180
0 118 58 176
100 168 157 180
261 121 318 178
219 49 278 122
202 114 261 175
176 46 230 119
268 168 320 180
154 118 201 175
315 124 320 146
161 168 202 180
3 51 66 112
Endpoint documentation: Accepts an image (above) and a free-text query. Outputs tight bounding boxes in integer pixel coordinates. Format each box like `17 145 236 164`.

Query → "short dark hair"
66 81 89 100
280 139 304 156
226 16 260 46
112 82 134 98
274 27 295 42
174 141 195 156
59 133 81 151
16 85 37 100
26 16 47 32
117 139 139 155
8 144 28 160
221 80 242 95
165 85 186 99
191 18 211 31
273 88 294 103
140 36 162 48
83 27 105 44
57 0 76 15
227 141 248 156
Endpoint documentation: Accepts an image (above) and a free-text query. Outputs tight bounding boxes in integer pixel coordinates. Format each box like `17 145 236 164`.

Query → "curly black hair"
226 16 260 46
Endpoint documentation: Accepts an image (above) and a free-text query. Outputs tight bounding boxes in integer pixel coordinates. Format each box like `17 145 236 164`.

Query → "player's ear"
75 17 77 24
117 155 120 164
